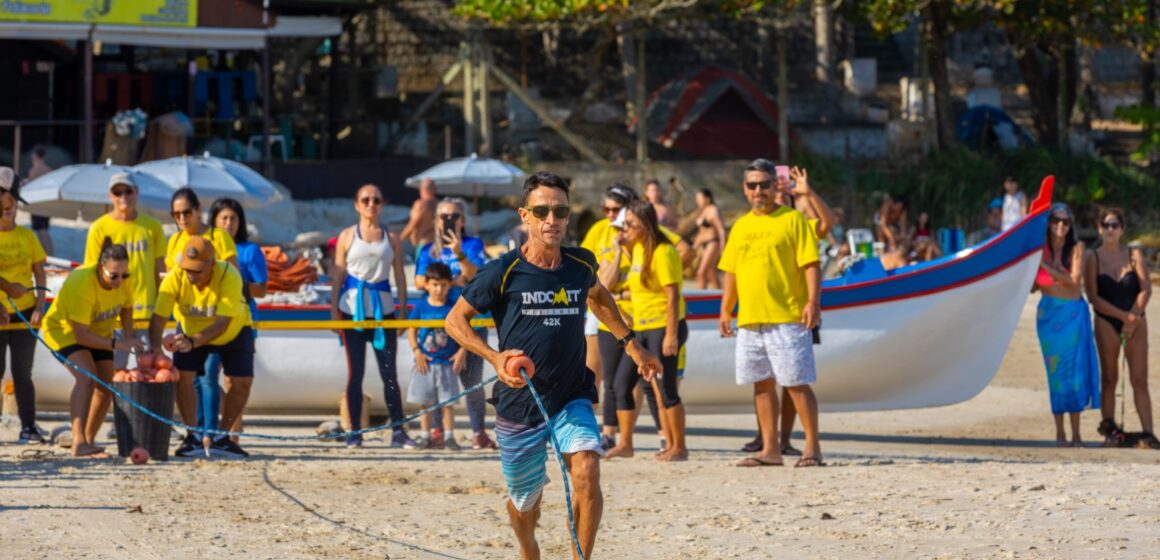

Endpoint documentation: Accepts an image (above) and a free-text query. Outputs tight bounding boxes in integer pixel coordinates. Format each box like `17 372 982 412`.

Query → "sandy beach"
2 296 1159 559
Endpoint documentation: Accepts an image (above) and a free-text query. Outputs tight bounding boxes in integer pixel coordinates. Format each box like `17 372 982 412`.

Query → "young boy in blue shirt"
406 262 466 450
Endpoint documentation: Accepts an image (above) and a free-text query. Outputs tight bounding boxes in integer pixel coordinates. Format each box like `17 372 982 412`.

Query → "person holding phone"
414 197 496 450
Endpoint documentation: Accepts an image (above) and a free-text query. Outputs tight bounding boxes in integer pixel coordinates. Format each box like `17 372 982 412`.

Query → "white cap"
108 172 137 190
610 207 627 229
0 166 14 190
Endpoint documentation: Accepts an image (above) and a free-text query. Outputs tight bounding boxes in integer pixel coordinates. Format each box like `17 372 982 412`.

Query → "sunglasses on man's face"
360 197 383 206
110 188 135 198
524 205 571 220
171 208 195 218
1049 216 1071 226
1101 221 1122 230
745 180 774 191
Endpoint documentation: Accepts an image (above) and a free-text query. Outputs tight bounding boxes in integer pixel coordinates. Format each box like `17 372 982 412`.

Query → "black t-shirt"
462 246 599 426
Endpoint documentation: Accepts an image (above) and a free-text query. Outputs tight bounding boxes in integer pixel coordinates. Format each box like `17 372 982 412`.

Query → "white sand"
2 297 1159 558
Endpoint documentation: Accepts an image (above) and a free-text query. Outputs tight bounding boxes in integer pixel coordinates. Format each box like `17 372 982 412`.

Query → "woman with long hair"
1084 208 1156 448
1034 203 1099 447
167 188 238 270
202 198 269 441
692 189 727 289
605 200 689 461
41 239 142 457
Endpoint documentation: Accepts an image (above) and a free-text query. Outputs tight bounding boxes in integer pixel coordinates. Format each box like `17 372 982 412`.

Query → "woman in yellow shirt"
41 239 141 457
0 188 47 443
150 236 254 459
166 187 238 271
605 200 689 462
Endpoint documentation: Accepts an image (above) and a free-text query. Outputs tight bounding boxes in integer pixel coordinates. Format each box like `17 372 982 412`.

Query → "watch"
616 330 636 349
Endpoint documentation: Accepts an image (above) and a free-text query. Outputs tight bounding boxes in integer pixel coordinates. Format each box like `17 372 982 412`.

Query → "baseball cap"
108 172 137 190
179 236 216 272
988 197 1003 210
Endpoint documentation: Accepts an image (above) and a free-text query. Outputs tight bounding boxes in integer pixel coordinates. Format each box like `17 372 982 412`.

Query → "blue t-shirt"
408 287 462 364
235 241 269 318
416 237 487 280
462 247 599 426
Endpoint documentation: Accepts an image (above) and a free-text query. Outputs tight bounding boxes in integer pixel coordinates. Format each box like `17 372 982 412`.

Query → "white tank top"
339 223 396 316
1001 192 1024 231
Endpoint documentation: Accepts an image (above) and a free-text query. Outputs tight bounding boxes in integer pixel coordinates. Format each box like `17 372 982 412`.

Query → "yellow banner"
0 0 198 27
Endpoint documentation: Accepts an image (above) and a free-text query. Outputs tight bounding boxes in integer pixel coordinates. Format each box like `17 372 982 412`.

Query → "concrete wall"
797 124 886 160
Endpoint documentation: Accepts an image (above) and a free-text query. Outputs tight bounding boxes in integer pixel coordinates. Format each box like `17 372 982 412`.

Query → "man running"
446 171 661 560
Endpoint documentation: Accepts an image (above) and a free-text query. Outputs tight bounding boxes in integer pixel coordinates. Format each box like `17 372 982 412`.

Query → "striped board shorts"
495 398 604 512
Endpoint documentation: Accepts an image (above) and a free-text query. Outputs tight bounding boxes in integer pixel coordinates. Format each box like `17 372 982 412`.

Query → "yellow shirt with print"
580 218 682 332
84 214 165 319
42 266 133 350
155 261 251 346
166 227 237 271
627 242 686 331
718 206 819 327
0 226 46 312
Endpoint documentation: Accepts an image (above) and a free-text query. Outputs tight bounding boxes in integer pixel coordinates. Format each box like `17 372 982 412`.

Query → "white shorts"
735 323 817 387
584 311 599 337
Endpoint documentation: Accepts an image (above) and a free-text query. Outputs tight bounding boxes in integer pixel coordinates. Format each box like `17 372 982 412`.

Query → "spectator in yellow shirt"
605 200 689 462
42 239 141 457
166 187 238 271
0 185 48 443
719 158 824 468
150 236 254 459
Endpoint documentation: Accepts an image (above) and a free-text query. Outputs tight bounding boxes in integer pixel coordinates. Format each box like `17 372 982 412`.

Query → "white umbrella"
404 153 526 198
19 161 174 221
134 154 282 209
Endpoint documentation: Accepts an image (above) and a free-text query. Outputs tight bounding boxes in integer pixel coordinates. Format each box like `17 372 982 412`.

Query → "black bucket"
112 382 176 461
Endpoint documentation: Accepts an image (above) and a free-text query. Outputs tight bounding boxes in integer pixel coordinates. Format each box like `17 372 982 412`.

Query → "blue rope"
7 300 496 442
517 367 586 560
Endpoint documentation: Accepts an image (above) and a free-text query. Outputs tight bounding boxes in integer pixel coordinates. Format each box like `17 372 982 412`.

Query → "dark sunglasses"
745 180 774 191
1048 216 1071 226
603 205 622 215
110 188 135 198
438 212 462 221
360 196 383 205
524 205 571 220
103 269 131 280
1100 221 1122 230
171 208 196 218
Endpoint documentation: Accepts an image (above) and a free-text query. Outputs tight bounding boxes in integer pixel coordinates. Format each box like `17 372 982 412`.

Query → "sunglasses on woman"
603 205 622 215
103 269 131 281
1101 221 1122 230
438 212 462 221
1048 216 1070 226
360 196 383 206
524 205 571 220
171 208 196 218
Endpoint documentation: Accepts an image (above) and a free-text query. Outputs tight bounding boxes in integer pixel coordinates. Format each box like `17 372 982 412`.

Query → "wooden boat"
27 179 1053 414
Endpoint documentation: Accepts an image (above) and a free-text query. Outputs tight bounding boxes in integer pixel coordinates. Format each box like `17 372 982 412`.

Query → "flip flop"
780 444 803 456
735 456 783 467
794 456 826 468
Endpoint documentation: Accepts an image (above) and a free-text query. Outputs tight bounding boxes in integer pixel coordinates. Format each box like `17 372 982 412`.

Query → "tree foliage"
451 0 791 27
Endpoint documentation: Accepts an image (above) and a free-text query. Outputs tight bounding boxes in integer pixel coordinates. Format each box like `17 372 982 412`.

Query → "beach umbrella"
405 153 526 199
135 154 282 209
18 160 174 221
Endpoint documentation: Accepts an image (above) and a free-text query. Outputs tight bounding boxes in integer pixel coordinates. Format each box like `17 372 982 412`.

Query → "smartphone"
441 215 456 241
811 325 821 345
775 165 791 183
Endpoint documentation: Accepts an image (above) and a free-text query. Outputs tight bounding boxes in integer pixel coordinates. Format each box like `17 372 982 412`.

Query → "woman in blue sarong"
1034 203 1100 447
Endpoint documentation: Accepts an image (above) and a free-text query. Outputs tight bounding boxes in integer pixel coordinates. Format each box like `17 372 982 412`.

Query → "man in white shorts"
718 158 824 468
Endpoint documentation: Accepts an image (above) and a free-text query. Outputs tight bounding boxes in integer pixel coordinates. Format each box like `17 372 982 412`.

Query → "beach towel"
1036 295 1101 415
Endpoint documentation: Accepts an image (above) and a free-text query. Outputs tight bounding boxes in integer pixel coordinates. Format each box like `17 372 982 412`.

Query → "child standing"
406 262 465 450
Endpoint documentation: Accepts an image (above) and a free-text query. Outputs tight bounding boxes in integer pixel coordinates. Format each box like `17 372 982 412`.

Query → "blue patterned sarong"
1036 295 1101 415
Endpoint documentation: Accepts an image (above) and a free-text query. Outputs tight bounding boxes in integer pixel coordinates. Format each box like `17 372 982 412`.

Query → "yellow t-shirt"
84 213 165 319
718 207 819 327
627 242 686 331
41 266 133 351
166 227 238 271
0 226 46 312
155 261 251 346
580 219 682 332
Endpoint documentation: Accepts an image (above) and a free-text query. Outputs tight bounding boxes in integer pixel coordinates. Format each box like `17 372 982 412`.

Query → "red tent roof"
637 65 784 159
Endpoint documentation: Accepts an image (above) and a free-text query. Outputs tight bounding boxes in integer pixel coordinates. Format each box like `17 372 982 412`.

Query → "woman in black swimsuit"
1083 208 1156 448
692 189 727 289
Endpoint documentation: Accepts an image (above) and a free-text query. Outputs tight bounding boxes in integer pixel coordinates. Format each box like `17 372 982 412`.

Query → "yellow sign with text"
0 0 197 27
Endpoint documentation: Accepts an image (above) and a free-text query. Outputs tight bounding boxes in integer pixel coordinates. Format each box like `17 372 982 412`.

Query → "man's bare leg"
564 450 603 559
748 379 782 464
219 376 252 433
786 385 822 461
779 387 797 450
508 496 542 560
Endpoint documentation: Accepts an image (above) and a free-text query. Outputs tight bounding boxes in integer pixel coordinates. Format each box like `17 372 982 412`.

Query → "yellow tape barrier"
0 318 495 332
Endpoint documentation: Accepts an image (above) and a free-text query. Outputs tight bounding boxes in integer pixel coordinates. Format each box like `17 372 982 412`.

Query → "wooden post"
261 42 273 176
479 45 492 156
635 26 647 167
777 23 789 162
463 41 476 155
486 62 606 162
82 32 94 163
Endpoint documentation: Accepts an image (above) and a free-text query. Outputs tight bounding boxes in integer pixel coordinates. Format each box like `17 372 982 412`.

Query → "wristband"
617 330 636 349
455 251 468 262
